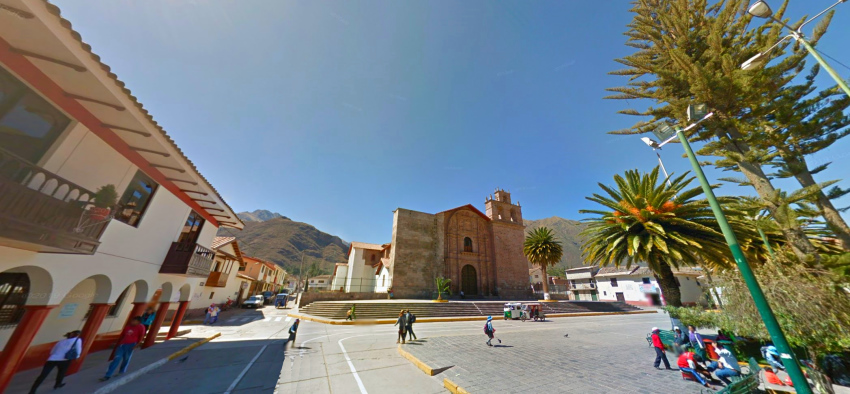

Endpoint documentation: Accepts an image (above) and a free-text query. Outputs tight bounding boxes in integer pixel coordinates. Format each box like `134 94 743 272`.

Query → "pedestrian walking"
140 307 156 331
484 316 500 346
287 319 299 347
649 327 672 370
405 310 417 341
460 290 465 299
346 305 355 321
29 330 82 393
394 310 408 344
100 317 147 381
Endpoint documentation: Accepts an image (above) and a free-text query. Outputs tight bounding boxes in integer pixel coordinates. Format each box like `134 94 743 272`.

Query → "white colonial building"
593 266 705 307
0 1 243 390
330 242 391 293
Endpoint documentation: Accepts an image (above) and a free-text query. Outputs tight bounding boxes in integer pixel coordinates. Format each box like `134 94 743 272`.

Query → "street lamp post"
742 0 850 99
647 104 811 393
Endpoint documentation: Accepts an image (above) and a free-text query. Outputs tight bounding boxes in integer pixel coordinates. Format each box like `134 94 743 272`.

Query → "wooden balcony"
159 242 215 277
205 271 229 287
0 147 109 254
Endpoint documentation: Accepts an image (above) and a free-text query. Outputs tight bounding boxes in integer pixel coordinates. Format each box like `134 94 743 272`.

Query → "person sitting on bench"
678 350 711 388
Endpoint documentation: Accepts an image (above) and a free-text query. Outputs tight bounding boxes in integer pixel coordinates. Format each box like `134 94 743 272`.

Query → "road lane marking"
338 336 368 394
264 317 272 322
275 317 282 322
285 316 292 322
223 344 268 394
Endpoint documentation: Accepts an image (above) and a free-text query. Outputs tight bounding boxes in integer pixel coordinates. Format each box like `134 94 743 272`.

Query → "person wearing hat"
650 327 672 370
673 326 689 355
29 330 82 393
484 316 500 346
761 345 785 370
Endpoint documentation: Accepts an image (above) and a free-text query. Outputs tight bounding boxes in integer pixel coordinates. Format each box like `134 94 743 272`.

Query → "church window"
463 237 473 252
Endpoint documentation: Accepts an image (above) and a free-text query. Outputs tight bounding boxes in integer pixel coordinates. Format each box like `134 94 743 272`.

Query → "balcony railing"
570 283 596 290
159 242 215 277
205 271 229 287
0 147 109 254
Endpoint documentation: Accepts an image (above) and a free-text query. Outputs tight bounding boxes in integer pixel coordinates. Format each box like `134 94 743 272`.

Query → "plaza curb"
92 332 221 394
288 309 656 325
397 345 434 376
443 378 470 394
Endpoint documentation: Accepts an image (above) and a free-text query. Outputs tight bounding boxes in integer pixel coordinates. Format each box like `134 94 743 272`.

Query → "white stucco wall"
0 121 216 349
331 266 348 291
596 274 704 305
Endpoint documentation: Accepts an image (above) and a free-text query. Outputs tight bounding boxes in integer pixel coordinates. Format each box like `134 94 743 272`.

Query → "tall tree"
579 168 753 307
607 0 850 263
523 227 563 300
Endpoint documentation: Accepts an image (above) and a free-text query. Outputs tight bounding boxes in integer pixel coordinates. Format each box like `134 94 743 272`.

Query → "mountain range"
219 210 347 276
523 216 589 272
221 209 589 277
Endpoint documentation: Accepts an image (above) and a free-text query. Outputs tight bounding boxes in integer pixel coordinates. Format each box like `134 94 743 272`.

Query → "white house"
564 266 599 301
190 237 247 308
0 2 243 389
594 266 704 307
308 275 332 291
333 242 390 293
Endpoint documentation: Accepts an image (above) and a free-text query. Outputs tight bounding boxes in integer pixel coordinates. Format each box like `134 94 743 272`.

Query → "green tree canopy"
523 227 563 299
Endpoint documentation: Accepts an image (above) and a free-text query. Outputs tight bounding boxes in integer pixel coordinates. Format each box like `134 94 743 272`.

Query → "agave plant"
579 167 745 307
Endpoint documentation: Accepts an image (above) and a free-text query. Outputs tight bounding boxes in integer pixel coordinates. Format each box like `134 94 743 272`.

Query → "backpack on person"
64 338 80 360
483 322 491 335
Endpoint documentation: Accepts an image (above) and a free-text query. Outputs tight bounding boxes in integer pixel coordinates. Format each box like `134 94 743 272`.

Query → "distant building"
594 266 704 306
343 189 530 298
564 266 599 301
308 275 332 291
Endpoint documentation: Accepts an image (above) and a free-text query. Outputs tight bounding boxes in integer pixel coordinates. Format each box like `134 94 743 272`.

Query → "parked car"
262 291 274 305
242 295 263 309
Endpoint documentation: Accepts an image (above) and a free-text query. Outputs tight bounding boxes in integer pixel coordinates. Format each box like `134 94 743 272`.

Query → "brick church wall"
491 221 532 298
389 209 440 299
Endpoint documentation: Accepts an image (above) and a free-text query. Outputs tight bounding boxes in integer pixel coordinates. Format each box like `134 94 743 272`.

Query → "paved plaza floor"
403 311 710 393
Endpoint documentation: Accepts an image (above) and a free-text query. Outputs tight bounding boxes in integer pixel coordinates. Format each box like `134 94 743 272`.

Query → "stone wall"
491 221 533 298
389 208 439 299
297 291 389 307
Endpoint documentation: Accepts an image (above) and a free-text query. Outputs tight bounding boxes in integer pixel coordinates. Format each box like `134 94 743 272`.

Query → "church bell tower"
485 188 522 224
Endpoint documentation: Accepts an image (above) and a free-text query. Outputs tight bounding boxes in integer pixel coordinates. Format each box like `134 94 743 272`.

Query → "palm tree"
523 227 563 300
579 167 743 307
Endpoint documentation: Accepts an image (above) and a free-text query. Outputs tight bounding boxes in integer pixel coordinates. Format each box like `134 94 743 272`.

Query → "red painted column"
109 302 148 361
142 302 170 349
67 303 112 375
166 301 189 340
0 305 57 393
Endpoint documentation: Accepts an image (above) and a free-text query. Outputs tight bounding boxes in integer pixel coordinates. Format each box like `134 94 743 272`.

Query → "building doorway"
649 294 662 306
461 265 478 295
615 292 626 302
591 291 598 301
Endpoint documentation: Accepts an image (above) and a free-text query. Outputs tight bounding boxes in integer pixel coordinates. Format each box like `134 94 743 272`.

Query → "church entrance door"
461 265 478 295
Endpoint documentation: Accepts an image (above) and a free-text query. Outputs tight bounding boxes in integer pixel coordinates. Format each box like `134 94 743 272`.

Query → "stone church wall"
491 221 533 298
389 209 439 299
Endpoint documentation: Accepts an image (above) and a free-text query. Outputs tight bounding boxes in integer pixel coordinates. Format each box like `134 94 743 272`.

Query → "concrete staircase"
299 300 642 320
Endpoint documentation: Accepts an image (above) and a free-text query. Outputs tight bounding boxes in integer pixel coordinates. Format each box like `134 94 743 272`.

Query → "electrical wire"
812 47 850 73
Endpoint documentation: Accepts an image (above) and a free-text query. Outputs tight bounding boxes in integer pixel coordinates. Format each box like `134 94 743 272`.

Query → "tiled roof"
38 0 244 229
211 237 236 249
349 242 384 250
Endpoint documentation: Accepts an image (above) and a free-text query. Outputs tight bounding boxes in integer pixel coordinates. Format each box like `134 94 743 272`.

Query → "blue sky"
55 1 850 243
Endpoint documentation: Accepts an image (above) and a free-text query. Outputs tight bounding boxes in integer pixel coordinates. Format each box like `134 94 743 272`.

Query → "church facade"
338 189 531 299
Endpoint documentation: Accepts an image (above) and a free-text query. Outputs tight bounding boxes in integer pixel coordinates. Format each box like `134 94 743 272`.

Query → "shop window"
115 170 158 227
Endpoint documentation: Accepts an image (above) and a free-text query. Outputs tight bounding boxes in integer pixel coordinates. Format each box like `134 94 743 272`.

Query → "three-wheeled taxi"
525 303 545 322
504 302 525 320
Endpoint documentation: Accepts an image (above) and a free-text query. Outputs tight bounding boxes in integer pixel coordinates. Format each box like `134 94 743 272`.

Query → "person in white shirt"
706 342 741 385
29 330 83 393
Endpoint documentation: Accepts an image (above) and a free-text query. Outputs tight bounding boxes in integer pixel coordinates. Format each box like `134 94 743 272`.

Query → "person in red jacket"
650 327 672 370
678 351 710 388
100 317 147 381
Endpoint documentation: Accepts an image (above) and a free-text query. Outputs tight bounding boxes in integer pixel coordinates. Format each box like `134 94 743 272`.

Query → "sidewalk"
7 333 203 394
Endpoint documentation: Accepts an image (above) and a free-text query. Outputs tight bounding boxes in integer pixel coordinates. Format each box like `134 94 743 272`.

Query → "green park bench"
698 357 760 394
645 329 677 351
